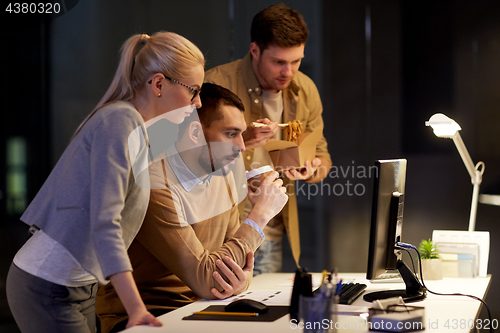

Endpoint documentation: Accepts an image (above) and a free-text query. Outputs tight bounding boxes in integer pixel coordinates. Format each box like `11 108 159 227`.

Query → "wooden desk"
121 273 491 333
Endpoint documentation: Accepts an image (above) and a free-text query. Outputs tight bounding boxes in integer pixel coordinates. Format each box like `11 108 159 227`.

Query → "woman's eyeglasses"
148 75 201 101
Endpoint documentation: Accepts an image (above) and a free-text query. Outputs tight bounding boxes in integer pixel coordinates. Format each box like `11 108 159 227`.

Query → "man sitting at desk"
96 83 288 333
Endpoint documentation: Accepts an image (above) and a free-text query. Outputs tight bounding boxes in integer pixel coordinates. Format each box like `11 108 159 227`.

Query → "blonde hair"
73 31 205 137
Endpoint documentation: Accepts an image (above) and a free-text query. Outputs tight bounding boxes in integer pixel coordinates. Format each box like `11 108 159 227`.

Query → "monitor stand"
363 260 427 303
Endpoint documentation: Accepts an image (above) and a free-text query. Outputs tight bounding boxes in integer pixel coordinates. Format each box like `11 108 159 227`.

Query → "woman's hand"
126 308 162 329
109 271 162 329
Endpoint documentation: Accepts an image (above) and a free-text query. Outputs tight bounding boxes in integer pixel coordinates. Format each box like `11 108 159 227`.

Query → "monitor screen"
364 159 426 302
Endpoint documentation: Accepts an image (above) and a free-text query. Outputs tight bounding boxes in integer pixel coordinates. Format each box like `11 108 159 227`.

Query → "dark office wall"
453 4 500 315
322 0 500 321
322 0 403 271
0 13 52 332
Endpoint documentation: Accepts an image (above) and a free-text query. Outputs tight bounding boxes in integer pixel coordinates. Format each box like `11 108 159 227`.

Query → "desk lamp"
425 113 485 232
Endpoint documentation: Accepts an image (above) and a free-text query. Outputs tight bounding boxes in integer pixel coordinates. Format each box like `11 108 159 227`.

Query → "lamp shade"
425 113 461 138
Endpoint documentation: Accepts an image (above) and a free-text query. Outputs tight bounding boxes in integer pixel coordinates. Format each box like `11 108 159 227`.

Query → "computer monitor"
363 159 426 303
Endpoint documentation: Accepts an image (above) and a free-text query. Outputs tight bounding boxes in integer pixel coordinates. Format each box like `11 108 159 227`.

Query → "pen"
320 270 328 288
194 311 259 317
335 279 343 296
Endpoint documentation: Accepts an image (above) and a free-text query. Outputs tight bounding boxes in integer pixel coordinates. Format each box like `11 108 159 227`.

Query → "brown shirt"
96 154 263 333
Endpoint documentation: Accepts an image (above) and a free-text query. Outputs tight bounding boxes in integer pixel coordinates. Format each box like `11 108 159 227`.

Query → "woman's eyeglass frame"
148 75 201 101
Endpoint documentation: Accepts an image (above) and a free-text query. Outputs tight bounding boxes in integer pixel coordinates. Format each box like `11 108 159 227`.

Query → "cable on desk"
396 242 493 333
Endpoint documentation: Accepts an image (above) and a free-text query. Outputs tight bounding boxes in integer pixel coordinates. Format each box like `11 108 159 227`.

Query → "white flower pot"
421 258 443 280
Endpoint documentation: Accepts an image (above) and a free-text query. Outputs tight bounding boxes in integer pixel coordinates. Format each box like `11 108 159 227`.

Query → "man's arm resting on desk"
134 190 262 300
211 252 254 299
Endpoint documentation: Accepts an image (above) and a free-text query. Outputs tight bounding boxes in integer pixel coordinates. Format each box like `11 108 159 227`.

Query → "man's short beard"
198 144 239 174
198 146 215 173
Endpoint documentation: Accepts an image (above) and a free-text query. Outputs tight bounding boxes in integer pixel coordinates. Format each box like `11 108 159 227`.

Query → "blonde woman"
6 31 204 333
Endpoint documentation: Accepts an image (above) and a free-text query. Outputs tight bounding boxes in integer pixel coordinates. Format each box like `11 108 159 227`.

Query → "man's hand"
283 158 321 181
211 252 254 299
247 171 288 229
242 118 279 149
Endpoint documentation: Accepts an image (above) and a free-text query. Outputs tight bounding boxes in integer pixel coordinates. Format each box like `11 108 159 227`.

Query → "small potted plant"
419 239 443 280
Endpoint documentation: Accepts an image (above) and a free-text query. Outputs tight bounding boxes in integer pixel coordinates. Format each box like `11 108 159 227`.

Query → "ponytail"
96 33 150 108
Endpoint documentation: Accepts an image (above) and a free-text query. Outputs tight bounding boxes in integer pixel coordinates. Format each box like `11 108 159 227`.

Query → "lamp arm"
451 133 486 231
452 132 479 184
469 181 480 232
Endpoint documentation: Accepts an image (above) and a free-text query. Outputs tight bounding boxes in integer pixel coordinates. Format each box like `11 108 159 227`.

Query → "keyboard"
338 283 367 305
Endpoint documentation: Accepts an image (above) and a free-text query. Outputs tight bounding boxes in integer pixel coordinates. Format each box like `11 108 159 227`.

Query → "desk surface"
122 273 491 333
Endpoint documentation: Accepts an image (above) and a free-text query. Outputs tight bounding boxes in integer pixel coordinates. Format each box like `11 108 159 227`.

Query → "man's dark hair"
178 82 244 135
251 3 308 51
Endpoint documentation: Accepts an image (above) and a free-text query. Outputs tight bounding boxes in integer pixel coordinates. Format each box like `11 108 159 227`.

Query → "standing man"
205 4 332 274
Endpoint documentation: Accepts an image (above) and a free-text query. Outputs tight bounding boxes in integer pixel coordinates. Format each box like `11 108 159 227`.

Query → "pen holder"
290 268 313 320
299 294 336 333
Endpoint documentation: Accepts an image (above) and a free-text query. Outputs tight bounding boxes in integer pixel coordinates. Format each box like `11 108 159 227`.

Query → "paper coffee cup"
246 165 274 192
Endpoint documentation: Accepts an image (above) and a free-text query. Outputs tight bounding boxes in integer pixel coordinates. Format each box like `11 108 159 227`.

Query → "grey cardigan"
20 101 149 284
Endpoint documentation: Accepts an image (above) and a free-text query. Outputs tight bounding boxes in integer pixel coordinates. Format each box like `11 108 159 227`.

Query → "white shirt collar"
166 144 212 192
